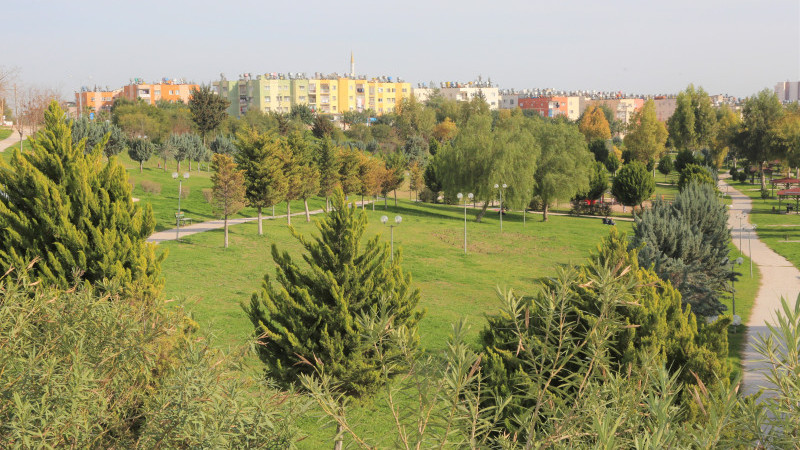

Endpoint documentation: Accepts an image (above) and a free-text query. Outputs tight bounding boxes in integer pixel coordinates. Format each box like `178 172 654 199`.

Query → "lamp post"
728 256 744 322
173 172 189 240
381 215 402 262
749 224 756 278
457 192 473 254
494 183 508 232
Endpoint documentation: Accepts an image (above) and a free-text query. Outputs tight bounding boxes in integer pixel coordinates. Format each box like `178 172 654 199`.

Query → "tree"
289 104 315 125
604 152 621 175
316 138 341 211
678 164 715 192
128 137 156 172
312 115 335 139
711 104 741 169
480 229 730 437
297 164 320 222
588 138 610 162
578 105 612 142
71 116 127 159
189 85 230 145
401 135 429 166
211 153 246 248
284 132 318 225
384 152 407 206
243 189 423 444
0 101 162 300
432 117 458 142
532 120 592 221
631 182 732 316
667 84 718 152
423 158 442 203
167 133 192 172
338 146 363 197
658 154 673 181
357 153 384 208
738 89 785 188
408 161 424 200
584 161 608 201
611 161 655 210
395 95 436 141
235 128 288 235
209 134 237 155
674 148 696 172
623 100 668 163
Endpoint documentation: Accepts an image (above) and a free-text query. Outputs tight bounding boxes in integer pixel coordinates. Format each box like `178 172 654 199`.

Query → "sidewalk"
721 178 800 397
0 128 25 152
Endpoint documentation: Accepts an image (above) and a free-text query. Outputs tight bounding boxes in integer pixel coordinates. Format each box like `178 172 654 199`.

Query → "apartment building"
775 81 800 103
412 79 500 110
121 78 199 106
75 88 122 117
518 96 569 118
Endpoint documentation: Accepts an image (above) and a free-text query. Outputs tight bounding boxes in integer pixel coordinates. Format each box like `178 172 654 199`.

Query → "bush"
570 199 612 217
729 167 738 177
761 187 770 200
528 196 544 211
737 171 749 183
419 187 436 203
675 148 696 172
202 188 214 203
678 164 715 192
611 161 655 209
179 185 190 200
140 179 162 194
0 264 304 447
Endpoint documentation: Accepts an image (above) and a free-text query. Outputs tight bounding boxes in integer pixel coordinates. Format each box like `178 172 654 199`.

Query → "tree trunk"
177 160 181 173
373 195 376 211
257 206 263 235
189 160 192 171
304 198 310 222
475 201 490 222
325 196 329 212
224 216 229 248
543 203 549 222
163 156 167 171
394 189 397 206
384 195 387 209
139 161 143 173
361 194 364 210
287 201 291 226
333 423 344 450
760 162 766 189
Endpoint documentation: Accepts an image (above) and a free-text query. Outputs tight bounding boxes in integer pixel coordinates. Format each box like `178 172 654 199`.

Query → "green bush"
0 264 304 448
678 164 715 192
140 179 162 194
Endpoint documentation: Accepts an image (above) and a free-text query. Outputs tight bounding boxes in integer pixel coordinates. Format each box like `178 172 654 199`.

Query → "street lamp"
727 256 744 324
494 183 508 232
457 192 474 254
749 224 756 278
381 215 402 262
173 172 189 240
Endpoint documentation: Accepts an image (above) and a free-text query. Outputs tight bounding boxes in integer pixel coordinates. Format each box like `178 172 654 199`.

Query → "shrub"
179 185 190 200
761 187 770 200
678 164 715 192
611 161 655 209
418 187 436 203
140 179 162 194
675 148 696 172
202 188 214 203
569 199 612 217
737 171 749 183
0 264 304 447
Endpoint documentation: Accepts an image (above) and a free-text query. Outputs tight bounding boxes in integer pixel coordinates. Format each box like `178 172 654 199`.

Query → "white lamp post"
729 256 744 322
494 183 508 232
381 215 402 262
749 224 756 277
173 172 189 240
457 192 473 254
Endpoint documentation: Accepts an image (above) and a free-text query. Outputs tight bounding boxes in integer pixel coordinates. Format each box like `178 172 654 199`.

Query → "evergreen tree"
408 161 424 200
71 116 127 158
128 137 156 172
630 182 732 316
316 138 341 211
678 164 715 192
611 161 654 210
423 158 442 203
0 101 162 300
235 128 288 235
674 148 696 172
584 161 608 201
338 146 363 197
658 154 673 181
189 85 230 145
480 229 730 436
209 134 238 155
244 189 424 397
604 152 621 175
588 138 610 162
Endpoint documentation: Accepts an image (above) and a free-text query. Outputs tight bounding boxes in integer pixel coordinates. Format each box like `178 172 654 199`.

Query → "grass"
0 127 12 140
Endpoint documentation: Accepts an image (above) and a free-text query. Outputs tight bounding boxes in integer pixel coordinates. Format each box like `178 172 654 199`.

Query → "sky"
3 0 799 99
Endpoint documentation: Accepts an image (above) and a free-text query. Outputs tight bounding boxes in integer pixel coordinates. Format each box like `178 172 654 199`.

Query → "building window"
299 85 304 90
402 88 407 93
299 96 306 101
332 85 336 90
264 97 270 102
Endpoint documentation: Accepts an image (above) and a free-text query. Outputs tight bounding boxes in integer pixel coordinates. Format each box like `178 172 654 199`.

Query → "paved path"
721 178 800 396
0 128 25 152
147 201 372 243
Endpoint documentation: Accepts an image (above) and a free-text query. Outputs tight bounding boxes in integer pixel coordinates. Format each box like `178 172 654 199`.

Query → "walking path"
0 128 25 152
721 177 800 396
147 201 372 243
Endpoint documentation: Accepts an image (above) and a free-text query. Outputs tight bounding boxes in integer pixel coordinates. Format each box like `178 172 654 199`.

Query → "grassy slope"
0 127 12 140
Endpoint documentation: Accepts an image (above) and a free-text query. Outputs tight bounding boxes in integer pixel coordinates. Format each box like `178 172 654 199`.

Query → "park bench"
175 212 193 226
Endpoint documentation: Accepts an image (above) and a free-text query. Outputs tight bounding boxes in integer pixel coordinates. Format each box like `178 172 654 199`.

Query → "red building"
517 96 568 118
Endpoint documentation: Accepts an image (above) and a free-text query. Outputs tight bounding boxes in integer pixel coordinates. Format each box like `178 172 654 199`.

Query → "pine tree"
244 189 424 397
338 146 363 198
0 101 163 300
316 138 340 211
611 161 654 210
71 116 127 158
235 128 288 235
631 182 731 316
189 85 230 145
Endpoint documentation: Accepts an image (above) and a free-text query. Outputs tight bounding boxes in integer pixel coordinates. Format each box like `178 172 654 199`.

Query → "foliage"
480 229 730 440
631 182 732 316
244 189 424 398
127 137 156 172
189 85 230 143
167 132 206 172
623 99 668 162
578 105 612 142
0 265 304 448
432 117 458 142
402 134 429 165
71 116 127 158
658 153 674 179
737 89 785 187
312 115 335 139
583 161 609 201
678 163 715 192
408 161 424 198
611 161 655 209
395 95 436 141
234 127 288 233
423 158 442 202
316 138 341 204
674 148 696 172
211 153 246 248
0 101 162 300
209 134 238 155
588 138 610 162
604 152 621 174
338 146 363 196
289 103 315 125
667 84 717 151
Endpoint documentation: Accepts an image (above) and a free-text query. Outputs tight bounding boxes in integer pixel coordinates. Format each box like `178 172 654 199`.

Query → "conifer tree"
316 138 341 211
338 146 363 198
631 182 731 316
71 116 127 158
235 128 288 235
658 154 673 181
0 101 162 299
677 163 715 192
611 161 654 210
244 189 424 397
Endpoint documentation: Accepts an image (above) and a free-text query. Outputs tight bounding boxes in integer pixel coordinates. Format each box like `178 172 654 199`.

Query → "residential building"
75 87 122 117
584 98 644 124
775 81 800 103
517 96 569 118
121 78 198 106
412 79 500 110
498 90 519 109
652 97 677 122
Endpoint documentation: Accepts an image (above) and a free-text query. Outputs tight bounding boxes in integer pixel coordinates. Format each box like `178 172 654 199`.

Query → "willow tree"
0 101 162 300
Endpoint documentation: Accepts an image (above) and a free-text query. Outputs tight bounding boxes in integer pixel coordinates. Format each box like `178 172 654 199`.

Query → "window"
333 96 337 101
349 96 353 100
402 88 407 93
378 88 383 93
264 97 270 102
299 96 306 101
299 85 305 90
332 85 336 90
378 98 383 103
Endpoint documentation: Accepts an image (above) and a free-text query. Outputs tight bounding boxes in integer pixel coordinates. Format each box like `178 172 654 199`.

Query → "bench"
175 213 193 226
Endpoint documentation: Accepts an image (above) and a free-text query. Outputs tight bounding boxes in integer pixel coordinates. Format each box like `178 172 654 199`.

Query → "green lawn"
0 127 12 140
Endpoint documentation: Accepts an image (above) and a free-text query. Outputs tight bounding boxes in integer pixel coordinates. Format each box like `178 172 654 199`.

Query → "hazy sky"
4 0 799 98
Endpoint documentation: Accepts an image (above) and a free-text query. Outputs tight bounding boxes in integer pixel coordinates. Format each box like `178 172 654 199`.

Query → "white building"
775 81 800 103
412 79 500 110
499 91 519 109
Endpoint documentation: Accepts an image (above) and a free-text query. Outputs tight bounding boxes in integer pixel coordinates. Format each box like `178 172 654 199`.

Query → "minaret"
350 52 355 78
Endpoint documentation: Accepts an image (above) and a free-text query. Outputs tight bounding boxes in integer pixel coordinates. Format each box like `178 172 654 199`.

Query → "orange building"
517 96 569 118
75 89 122 117
121 79 198 105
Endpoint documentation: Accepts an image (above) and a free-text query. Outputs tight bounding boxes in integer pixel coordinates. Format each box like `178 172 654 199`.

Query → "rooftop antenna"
350 51 355 78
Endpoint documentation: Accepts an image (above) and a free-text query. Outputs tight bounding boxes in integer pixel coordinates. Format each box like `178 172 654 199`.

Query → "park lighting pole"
728 256 744 321
749 224 756 278
494 183 508 232
173 172 189 240
381 215 402 262
457 192 473 254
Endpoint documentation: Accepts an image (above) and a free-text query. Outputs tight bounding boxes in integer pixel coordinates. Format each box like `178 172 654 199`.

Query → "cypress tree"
0 101 162 300
316 138 340 211
235 127 288 235
244 189 424 398
631 182 731 316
